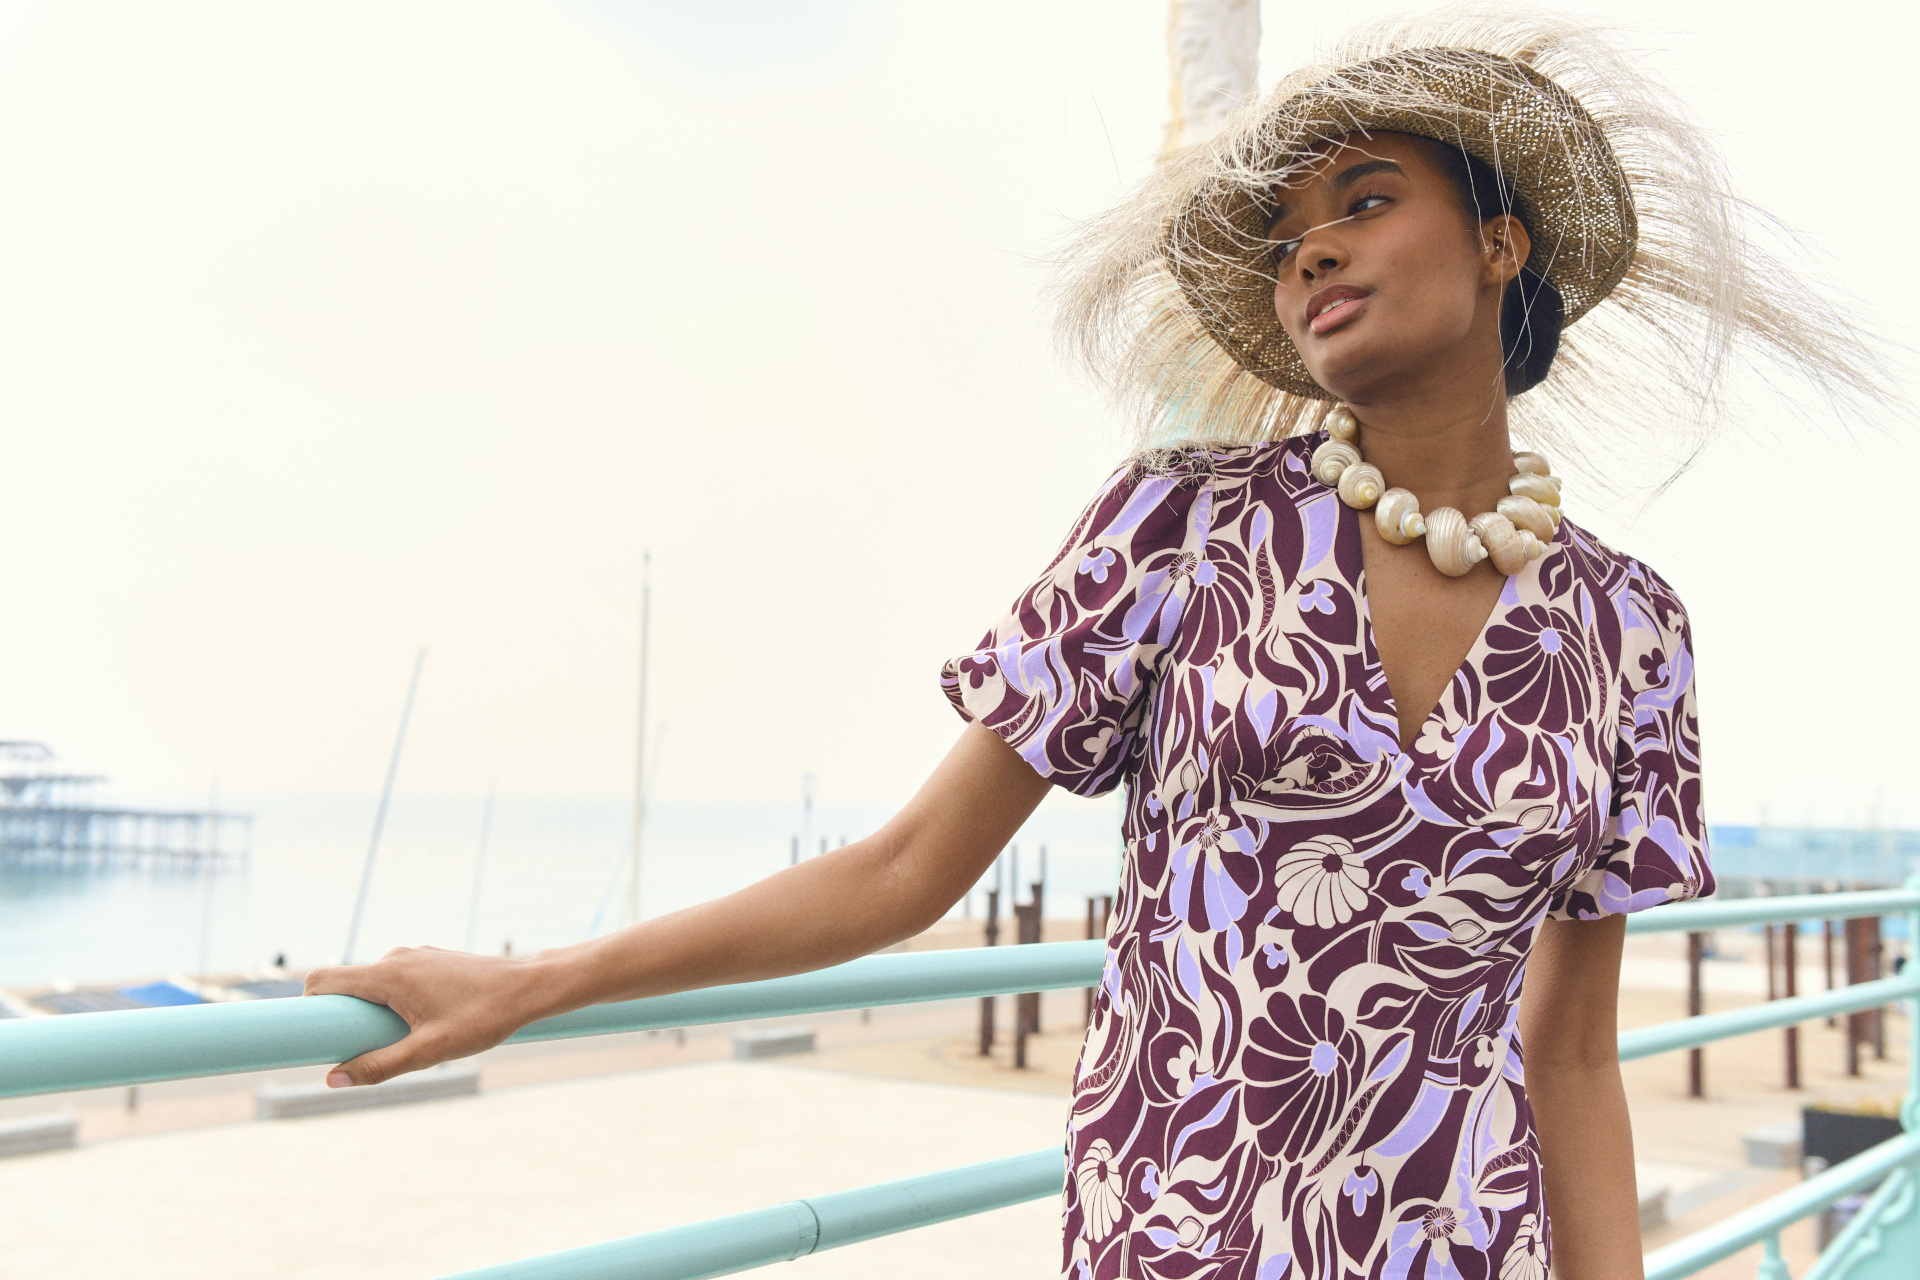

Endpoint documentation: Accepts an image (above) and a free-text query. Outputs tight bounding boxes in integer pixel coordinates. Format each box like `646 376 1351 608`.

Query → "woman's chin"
1299 357 1380 404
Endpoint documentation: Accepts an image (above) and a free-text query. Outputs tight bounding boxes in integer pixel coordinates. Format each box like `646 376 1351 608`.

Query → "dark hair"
1420 139 1565 396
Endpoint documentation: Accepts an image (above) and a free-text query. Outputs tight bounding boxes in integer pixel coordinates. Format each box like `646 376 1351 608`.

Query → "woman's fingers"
301 963 387 1003
326 1031 448 1088
299 946 546 1088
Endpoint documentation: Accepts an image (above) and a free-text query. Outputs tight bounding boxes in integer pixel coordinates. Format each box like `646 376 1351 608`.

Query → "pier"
0 742 251 867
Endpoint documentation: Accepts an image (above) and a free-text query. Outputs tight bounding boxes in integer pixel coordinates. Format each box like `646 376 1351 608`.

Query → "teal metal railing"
0 940 1105 1099
0 884 1915 1279
1632 881 1920 1280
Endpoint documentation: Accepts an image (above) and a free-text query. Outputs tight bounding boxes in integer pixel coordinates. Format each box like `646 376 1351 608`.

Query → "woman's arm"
1517 913 1643 1280
304 721 1052 1087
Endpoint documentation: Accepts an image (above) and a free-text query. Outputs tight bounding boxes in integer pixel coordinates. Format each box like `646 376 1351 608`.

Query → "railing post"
1012 881 1042 1069
1023 880 1044 1034
1784 919 1800 1090
1904 873 1920 1135
1756 1232 1790 1280
1845 917 1879 1076
1824 915 1837 1027
1766 921 1778 1002
1687 931 1706 1098
1846 917 1861 1076
978 887 1000 1057
1870 914 1887 1061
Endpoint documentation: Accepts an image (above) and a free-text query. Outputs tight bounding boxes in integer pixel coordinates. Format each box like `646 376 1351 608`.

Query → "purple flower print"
1075 1139 1125 1240
1344 1166 1380 1215
1079 547 1118 584
1419 1205 1475 1267
1413 718 1455 761
1381 1202 1482 1280
1401 866 1432 899
1483 604 1592 732
1300 580 1335 614
1169 811 1259 930
1272 834 1369 928
1241 991 1365 1162
1501 1213 1548 1280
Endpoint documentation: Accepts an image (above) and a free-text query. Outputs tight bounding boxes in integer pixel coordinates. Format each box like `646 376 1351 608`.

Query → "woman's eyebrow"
1332 159 1404 190
1267 158 1405 233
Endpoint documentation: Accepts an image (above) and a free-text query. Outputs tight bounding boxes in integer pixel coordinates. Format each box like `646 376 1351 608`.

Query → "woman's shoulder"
1555 518 1694 648
1119 434 1319 498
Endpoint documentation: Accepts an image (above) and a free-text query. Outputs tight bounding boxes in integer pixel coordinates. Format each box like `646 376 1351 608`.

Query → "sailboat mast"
464 778 496 953
344 648 425 964
628 555 651 927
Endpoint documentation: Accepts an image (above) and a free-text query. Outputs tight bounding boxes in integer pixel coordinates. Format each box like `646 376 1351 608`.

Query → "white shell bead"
1373 488 1425 545
1496 495 1556 542
1311 439 1361 485
1323 405 1359 441
1508 471 1562 506
1519 529 1544 560
1428 506 1482 579
1423 506 1484 577
1511 451 1552 476
1468 512 1530 576
1336 462 1384 509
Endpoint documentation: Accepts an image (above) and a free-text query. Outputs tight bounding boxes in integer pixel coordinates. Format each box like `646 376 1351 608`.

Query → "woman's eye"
1352 194 1390 214
1271 235 1303 262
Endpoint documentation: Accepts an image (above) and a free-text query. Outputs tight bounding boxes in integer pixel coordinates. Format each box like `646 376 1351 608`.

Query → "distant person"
306 11 1879 1278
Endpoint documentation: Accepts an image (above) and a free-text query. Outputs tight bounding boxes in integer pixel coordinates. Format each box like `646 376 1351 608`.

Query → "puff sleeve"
1549 565 1715 919
940 463 1212 797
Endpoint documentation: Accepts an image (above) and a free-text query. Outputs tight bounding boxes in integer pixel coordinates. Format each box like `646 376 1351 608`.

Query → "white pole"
1162 0 1261 158
628 557 651 927
801 773 817 863
197 775 217 978
343 648 425 964
464 779 497 953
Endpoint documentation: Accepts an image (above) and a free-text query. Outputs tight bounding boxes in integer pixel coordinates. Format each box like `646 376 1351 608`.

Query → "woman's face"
1266 132 1525 404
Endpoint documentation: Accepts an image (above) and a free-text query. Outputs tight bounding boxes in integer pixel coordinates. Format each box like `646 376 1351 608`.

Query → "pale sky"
1 0 1913 831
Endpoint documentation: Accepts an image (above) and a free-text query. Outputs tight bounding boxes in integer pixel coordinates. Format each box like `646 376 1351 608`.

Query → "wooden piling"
1687 931 1705 1098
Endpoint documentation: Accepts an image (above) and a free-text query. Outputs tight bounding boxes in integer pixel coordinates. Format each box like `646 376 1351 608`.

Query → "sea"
0 790 1126 988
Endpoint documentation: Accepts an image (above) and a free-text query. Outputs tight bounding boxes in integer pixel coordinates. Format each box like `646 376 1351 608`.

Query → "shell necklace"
1308 404 1563 578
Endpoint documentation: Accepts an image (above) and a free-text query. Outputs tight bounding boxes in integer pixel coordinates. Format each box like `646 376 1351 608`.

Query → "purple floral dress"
941 436 1711 1280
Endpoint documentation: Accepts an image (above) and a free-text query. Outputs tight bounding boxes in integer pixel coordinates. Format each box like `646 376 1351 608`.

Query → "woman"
306 12 1876 1279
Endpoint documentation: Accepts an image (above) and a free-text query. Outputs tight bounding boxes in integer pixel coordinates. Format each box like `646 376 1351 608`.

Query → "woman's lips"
1307 290 1369 336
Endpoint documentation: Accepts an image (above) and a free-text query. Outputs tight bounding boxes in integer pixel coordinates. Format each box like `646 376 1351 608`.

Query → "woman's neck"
1343 384 1515 516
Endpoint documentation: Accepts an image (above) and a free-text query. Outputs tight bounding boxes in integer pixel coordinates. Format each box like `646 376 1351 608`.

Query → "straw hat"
1166 47 1636 400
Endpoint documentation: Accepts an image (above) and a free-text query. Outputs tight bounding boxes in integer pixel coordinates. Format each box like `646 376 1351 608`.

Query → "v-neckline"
1340 497 1534 757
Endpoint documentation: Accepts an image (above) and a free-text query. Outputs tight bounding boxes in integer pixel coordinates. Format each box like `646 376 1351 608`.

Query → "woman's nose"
1301 254 1341 282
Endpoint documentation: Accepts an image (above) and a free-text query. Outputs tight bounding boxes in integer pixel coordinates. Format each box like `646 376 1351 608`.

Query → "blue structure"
1708 825 1920 892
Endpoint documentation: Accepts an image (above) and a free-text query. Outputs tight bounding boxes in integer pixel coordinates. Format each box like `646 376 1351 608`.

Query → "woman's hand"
298 722 1051 1088
303 945 569 1087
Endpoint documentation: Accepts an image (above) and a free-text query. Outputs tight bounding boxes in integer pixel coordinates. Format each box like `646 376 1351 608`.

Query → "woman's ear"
1481 214 1532 286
